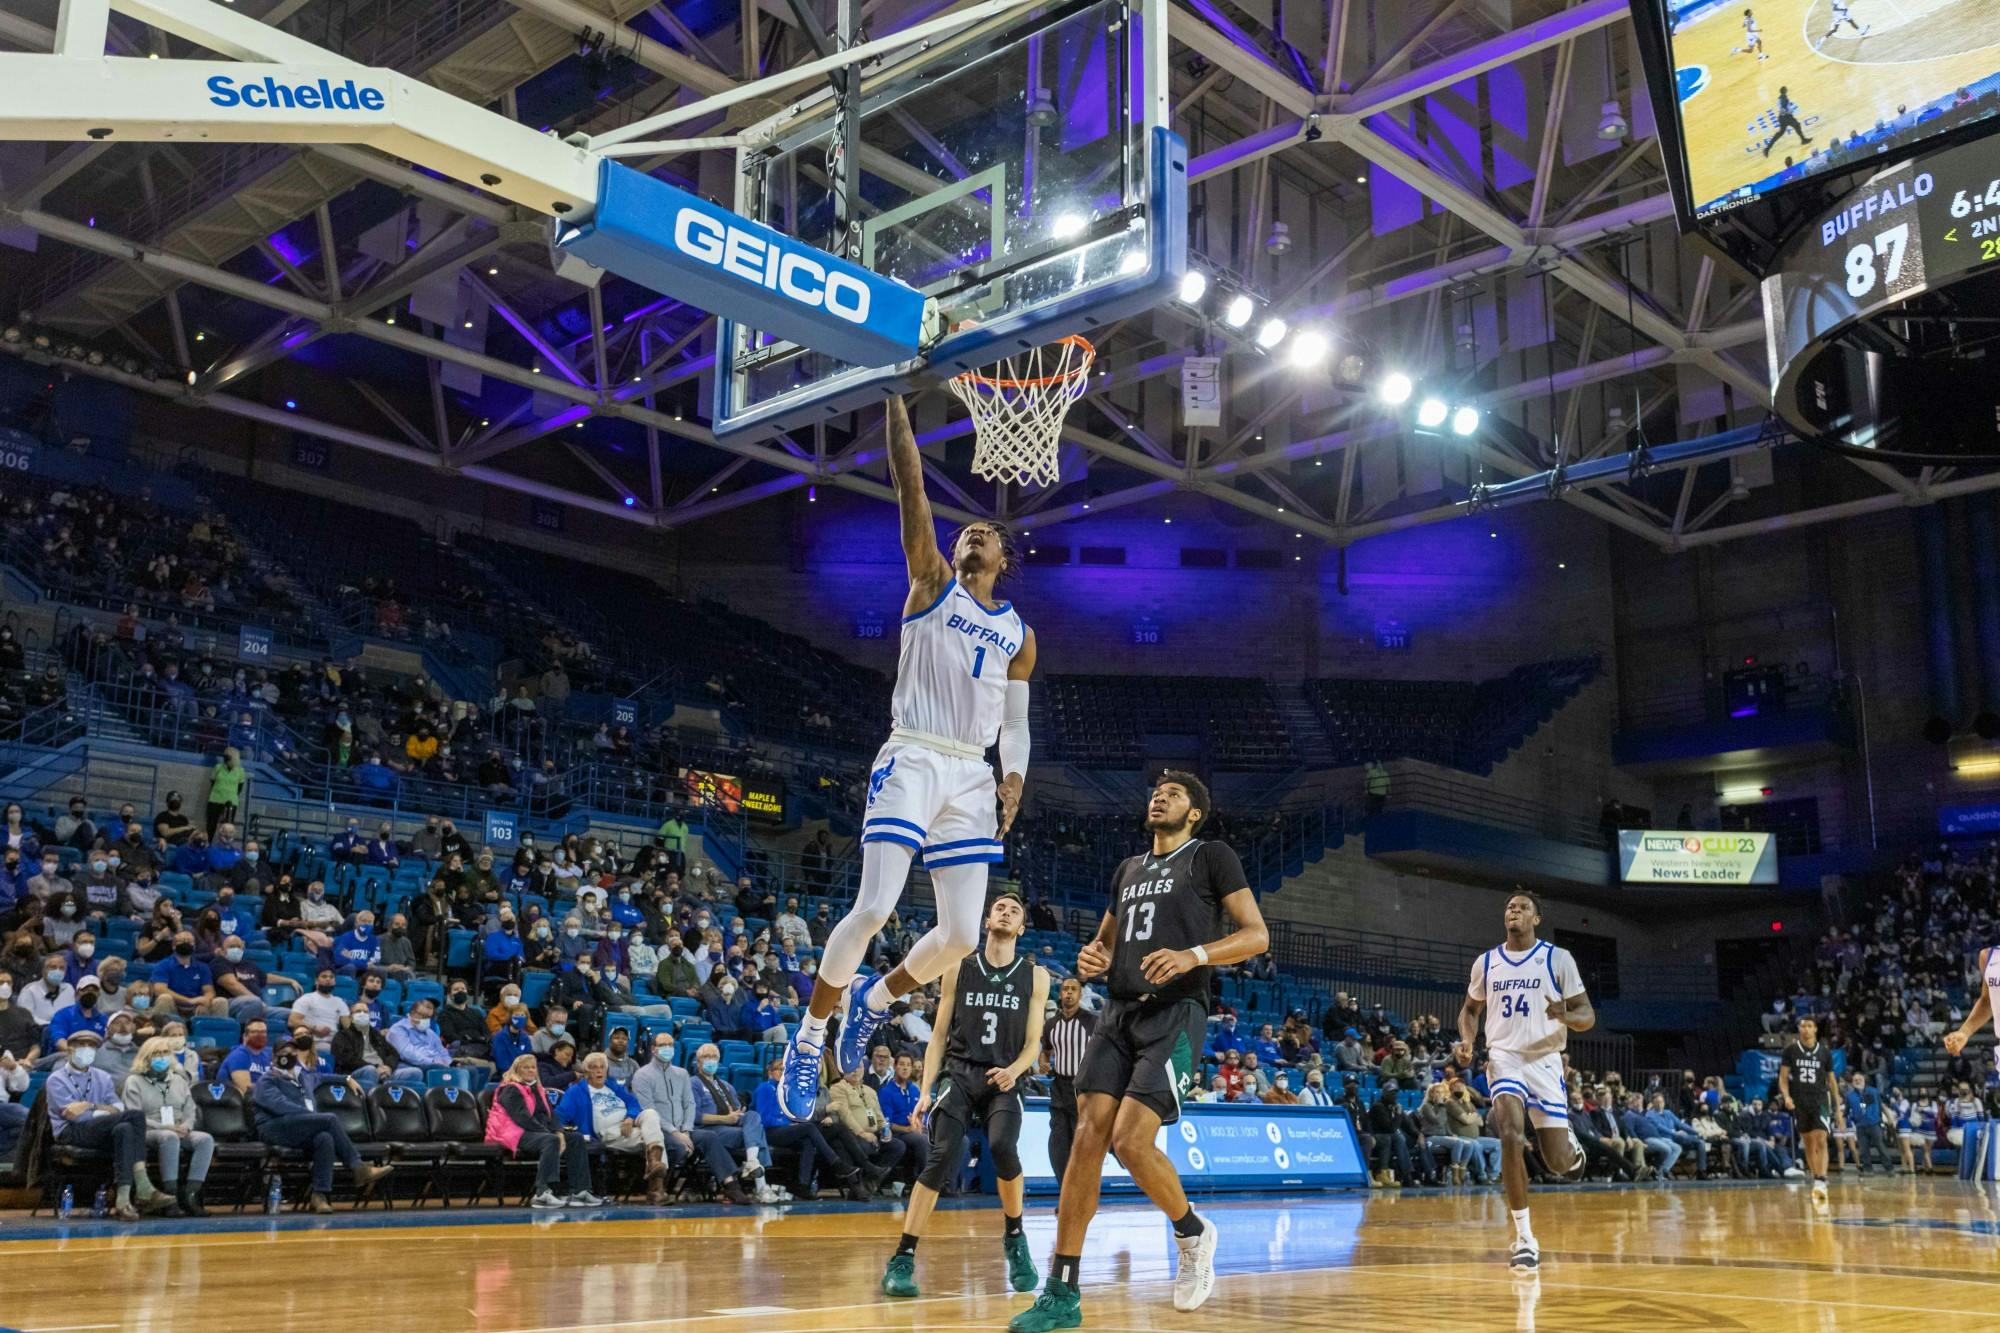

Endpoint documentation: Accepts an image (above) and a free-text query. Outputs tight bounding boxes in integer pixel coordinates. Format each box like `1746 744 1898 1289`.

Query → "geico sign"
672 209 870 325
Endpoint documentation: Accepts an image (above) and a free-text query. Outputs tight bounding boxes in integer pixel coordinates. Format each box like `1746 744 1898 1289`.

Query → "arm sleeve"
997 680 1030 780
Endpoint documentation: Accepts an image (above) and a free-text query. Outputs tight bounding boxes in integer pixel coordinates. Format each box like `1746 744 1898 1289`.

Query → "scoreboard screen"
1635 0 2000 223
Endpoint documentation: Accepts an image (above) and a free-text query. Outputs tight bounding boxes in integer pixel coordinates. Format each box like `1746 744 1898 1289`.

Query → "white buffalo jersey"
1469 940 1587 1060
1985 946 2000 1052
891 577 1026 750
1743 12 1759 34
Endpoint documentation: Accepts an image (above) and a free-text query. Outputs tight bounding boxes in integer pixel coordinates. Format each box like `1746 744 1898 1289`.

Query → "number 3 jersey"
1468 940 1587 1061
947 953 1034 1070
1107 838 1249 1005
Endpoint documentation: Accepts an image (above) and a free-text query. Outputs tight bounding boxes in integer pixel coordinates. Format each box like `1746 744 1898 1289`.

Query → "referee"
1041 975 1095 1186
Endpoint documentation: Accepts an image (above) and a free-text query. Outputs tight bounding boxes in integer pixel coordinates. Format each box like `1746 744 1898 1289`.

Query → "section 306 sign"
1618 830 1777 885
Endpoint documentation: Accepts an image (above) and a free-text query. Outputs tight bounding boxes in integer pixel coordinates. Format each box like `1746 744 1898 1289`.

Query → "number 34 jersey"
1468 940 1587 1061
1107 838 1249 1005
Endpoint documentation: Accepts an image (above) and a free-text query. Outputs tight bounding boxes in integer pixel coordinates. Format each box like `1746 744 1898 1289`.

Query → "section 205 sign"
1617 830 1778 885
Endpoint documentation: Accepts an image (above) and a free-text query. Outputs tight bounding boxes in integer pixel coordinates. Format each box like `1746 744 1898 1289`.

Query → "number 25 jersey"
1107 838 1248 1005
1468 940 1586 1060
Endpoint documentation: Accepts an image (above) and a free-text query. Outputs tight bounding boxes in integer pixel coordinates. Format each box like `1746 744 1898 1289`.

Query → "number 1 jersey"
1469 940 1586 1060
1107 838 1248 1005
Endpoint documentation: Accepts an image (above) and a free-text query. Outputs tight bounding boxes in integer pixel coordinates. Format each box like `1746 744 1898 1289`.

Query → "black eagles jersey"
947 953 1033 1069
1780 1040 1833 1107
1106 838 1248 1005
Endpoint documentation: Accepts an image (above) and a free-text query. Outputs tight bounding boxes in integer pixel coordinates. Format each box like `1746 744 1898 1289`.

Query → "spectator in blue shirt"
150 930 225 1019
557 915 592 964
205 824 243 876
250 1037 392 1212
352 754 398 794
1251 1022 1283 1068
366 825 401 870
1208 1011 1248 1058
1844 1073 1891 1173
218 1019 273 1094
46 975 111 1057
1618 1092 1681 1176
1642 1092 1708 1176
877 1051 928 1179
171 835 211 879
483 912 524 984
608 887 644 929
331 911 381 974
329 819 367 863
491 1006 536 1071
385 998 452 1078
45 1031 151 1219
557 1052 670 1202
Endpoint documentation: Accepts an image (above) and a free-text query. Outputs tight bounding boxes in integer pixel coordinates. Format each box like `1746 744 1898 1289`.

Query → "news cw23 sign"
1617 830 1778 885
557 161 928 368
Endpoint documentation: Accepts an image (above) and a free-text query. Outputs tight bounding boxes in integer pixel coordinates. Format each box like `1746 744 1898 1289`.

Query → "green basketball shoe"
881 1252 919 1298
1004 1233 1039 1292
1007 1281 1082 1332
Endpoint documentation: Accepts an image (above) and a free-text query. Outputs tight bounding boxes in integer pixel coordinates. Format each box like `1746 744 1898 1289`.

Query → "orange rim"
951 335 1095 389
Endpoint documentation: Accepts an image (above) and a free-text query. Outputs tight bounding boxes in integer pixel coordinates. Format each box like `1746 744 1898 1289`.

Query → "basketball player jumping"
1453 890 1594 1272
1011 772 1270 1333
1776 1016 1835 1212
1763 87 1812 157
882 887 1048 1300
779 395 1037 1121
1732 7 1768 60
1821 0 1868 42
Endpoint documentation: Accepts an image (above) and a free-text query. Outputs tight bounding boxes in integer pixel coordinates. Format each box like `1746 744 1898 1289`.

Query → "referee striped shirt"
1044 1008 1094 1078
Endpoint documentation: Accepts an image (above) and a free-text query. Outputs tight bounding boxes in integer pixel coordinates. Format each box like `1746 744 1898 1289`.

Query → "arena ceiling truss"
3 0 1994 551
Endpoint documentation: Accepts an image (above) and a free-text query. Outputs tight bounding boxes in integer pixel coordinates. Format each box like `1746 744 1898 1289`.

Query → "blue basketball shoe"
834 976 891 1075
777 1024 825 1122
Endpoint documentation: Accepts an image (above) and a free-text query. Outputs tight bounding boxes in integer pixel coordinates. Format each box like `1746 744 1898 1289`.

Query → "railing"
1621 671 1849 732
1010 802 1333 907
1377 766 1608 849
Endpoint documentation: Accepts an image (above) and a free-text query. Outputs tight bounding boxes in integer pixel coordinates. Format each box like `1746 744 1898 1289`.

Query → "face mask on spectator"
700 1057 719 1075
501 990 521 1006
60 901 76 918
510 1016 527 1031
0 983 9 1003
548 1022 567 1038
655 1042 674 1063
308 886 324 901
316 979 334 994
40 861 56 878
131 993 151 1011
149 1056 172 1076
245 850 259 864
71 1046 98 1068
76 942 96 960
110 1030 133 1047
719 983 736 1000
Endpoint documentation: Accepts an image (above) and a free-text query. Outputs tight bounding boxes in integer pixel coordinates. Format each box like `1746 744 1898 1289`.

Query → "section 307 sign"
1617 830 1777 885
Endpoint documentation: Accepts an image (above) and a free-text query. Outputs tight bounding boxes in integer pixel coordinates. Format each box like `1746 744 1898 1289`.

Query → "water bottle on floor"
57 1184 73 1220
91 1186 108 1219
266 1175 283 1216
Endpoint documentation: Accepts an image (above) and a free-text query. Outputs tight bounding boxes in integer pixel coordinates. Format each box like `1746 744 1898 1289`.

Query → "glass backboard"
714 0 1183 440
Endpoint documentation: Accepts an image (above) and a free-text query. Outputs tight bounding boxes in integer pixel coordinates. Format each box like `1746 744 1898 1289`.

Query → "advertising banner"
1617 829 1778 884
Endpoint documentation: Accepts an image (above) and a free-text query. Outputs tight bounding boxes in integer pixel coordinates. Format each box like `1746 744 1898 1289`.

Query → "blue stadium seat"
520 973 553 1008
425 1066 474 1091
668 997 700 1019
404 979 443 1006
191 1016 240 1051
604 1013 639 1047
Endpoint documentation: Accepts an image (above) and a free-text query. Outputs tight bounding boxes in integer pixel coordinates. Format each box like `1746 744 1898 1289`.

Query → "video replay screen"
1656 0 2000 218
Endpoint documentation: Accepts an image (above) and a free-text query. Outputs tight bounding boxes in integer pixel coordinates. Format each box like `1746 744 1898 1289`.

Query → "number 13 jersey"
1469 940 1587 1061
1107 838 1248 1005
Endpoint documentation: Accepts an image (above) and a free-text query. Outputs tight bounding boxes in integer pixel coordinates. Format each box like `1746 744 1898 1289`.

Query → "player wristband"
1191 944 1209 965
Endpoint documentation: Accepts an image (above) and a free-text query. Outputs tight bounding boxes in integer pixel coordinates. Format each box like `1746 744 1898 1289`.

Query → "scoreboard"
1765 132 2000 460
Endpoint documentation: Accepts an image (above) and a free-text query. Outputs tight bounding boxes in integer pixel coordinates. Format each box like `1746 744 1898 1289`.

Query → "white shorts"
1487 1049 1569 1130
859 739 1003 869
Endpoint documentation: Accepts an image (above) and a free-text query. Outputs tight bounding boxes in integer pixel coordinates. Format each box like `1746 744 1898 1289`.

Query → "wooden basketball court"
1 1176 1995 1331
1672 0 2000 203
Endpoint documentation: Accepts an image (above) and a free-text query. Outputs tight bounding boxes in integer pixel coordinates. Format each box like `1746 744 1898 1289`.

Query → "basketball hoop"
949 335 1095 489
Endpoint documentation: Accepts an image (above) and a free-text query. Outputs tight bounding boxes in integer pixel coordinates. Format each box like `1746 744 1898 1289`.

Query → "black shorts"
923 1061 1025 1187
1795 1101 1831 1135
1074 996 1205 1125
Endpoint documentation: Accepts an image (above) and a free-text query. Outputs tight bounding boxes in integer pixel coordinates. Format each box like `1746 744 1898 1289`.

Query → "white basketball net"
948 335 1095 489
